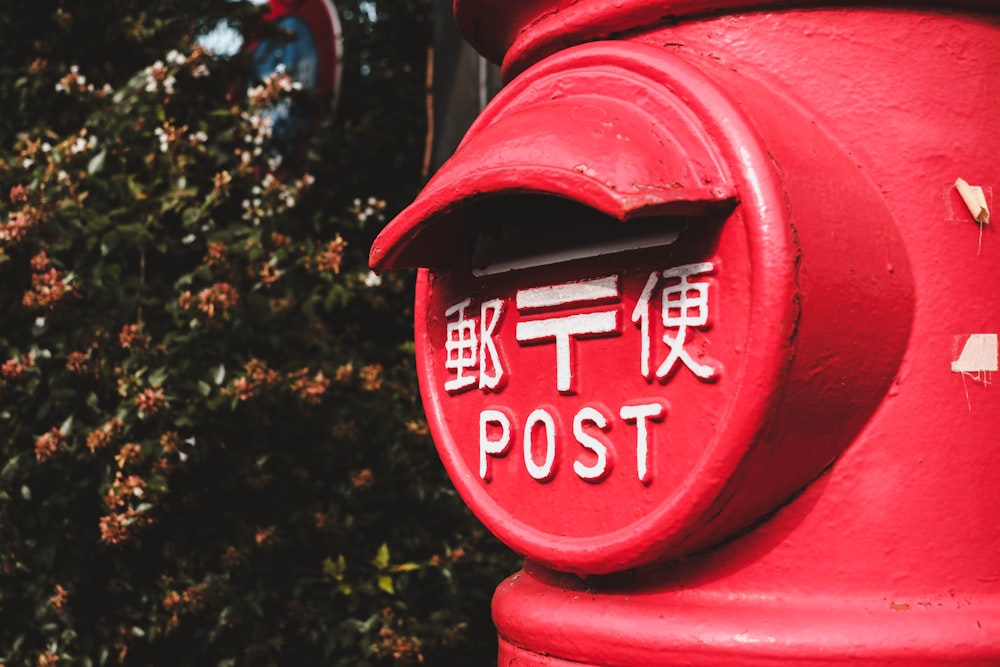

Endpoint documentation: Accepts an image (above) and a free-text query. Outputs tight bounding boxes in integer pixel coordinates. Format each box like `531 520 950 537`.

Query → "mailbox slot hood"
369 57 737 273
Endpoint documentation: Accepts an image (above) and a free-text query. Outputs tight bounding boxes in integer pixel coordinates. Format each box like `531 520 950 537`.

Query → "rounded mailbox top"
373 42 912 575
453 0 1000 77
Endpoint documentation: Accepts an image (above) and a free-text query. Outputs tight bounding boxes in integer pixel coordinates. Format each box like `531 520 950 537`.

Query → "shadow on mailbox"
371 41 914 576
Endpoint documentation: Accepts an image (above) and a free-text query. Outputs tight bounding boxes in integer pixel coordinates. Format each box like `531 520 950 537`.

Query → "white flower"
182 234 196 244
363 271 382 287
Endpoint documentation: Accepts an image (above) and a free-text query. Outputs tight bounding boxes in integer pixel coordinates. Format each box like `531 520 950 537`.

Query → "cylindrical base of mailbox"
494 562 1000 666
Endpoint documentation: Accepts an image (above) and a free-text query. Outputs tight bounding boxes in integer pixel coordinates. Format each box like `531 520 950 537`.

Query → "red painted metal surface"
371 2 1000 664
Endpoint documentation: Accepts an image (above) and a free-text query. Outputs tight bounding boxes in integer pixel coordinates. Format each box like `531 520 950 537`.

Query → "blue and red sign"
252 0 343 155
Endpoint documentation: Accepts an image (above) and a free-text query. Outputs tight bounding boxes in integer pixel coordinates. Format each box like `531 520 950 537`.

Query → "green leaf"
87 148 107 175
377 575 394 595
323 554 347 581
0 455 24 484
100 230 120 256
182 207 201 226
373 543 390 570
392 562 421 573
213 364 226 385
148 366 168 387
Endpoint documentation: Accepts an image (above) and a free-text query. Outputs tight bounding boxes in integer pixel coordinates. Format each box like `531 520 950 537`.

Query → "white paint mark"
523 408 557 481
733 633 778 645
620 402 666 485
516 276 619 310
951 334 999 373
572 406 612 482
479 409 512 481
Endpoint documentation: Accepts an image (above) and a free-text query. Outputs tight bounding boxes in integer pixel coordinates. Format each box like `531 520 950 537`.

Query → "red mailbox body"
371 2 1000 664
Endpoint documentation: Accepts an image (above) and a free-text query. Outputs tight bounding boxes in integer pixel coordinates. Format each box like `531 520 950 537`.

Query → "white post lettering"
572 405 612 482
479 298 505 390
444 298 479 393
632 271 660 379
523 408 558 482
619 402 666 485
657 262 715 380
479 409 512 481
515 276 622 394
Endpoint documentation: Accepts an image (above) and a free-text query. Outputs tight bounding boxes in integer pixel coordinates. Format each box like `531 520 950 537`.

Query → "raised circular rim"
414 42 796 574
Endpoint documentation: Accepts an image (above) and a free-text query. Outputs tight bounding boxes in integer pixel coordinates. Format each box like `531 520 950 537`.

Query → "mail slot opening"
464 194 734 276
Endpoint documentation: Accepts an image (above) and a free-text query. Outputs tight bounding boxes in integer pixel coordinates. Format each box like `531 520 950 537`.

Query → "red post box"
371 2 1000 664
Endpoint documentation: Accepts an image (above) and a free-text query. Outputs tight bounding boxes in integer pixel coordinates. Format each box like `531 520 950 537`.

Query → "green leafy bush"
0 2 517 664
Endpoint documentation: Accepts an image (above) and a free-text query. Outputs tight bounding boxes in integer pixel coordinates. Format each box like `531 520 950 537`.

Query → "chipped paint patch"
952 334 999 374
955 178 991 226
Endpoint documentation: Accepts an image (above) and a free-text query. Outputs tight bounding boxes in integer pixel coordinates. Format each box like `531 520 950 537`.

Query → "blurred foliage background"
0 0 519 664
